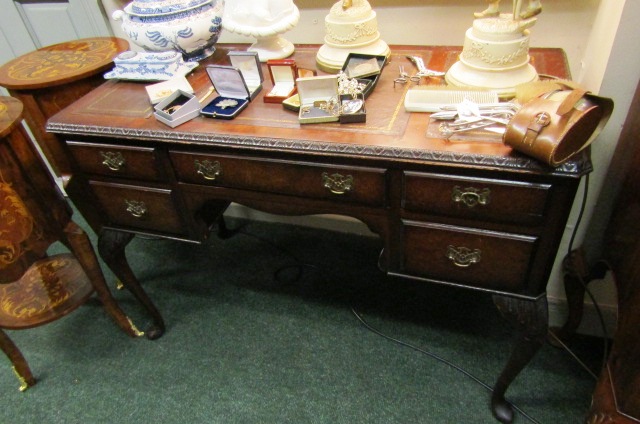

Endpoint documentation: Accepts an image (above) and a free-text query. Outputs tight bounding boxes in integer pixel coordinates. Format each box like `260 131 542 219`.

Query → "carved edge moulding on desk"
46 45 588 423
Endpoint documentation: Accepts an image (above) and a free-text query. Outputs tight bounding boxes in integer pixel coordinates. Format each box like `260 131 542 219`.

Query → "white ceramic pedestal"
248 35 295 62
445 14 540 99
445 61 538 99
316 39 390 74
222 0 300 63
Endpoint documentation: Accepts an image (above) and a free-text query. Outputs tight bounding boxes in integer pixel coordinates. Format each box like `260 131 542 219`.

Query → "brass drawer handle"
452 186 490 208
322 172 353 195
195 159 221 181
100 151 126 171
446 245 481 268
124 199 147 218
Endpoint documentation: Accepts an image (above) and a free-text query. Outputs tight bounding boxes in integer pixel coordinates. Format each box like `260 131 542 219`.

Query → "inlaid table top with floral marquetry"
0 37 129 90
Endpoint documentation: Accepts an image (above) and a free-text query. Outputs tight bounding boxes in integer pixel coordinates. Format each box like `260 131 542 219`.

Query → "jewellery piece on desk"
216 99 239 109
394 65 410 87
407 55 446 80
198 86 216 103
201 64 252 120
153 90 201 128
317 97 340 116
297 75 340 124
337 71 367 99
341 98 364 114
164 105 182 114
338 94 366 123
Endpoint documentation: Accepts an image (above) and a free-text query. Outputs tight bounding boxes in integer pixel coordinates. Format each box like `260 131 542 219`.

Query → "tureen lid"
128 0 212 15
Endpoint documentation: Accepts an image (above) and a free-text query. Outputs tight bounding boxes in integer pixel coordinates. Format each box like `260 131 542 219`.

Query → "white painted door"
0 0 112 66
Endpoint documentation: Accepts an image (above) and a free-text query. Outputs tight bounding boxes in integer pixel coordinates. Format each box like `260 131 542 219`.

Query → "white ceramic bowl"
113 0 225 62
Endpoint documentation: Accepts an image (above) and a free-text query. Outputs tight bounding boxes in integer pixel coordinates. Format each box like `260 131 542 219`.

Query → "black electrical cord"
350 307 541 424
234 227 542 422
562 174 611 374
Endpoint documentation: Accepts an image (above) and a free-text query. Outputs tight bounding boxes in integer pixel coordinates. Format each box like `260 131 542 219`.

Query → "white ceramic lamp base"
316 39 390 74
445 61 538 99
248 35 295 62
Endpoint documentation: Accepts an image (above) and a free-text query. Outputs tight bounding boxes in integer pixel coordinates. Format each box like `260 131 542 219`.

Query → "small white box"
153 90 201 128
296 75 340 124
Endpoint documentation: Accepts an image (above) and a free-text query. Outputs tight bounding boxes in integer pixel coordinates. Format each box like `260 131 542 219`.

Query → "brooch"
341 98 364 115
216 99 239 109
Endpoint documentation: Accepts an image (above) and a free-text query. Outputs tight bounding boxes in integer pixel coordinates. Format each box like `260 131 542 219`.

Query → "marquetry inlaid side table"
0 37 128 178
0 96 141 390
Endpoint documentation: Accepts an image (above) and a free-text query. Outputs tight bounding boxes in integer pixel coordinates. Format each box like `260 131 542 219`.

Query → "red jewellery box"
264 59 298 103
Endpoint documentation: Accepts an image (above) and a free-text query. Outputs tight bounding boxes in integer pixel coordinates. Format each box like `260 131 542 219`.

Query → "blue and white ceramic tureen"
113 0 225 62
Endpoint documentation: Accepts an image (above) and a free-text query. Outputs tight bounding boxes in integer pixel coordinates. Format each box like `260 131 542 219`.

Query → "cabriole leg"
98 229 165 339
491 295 548 423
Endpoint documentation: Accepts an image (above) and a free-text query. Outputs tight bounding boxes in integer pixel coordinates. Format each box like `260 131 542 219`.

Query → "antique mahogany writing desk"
46 45 589 423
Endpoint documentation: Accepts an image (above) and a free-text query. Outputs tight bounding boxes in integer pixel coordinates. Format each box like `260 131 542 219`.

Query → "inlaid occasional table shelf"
46 44 587 423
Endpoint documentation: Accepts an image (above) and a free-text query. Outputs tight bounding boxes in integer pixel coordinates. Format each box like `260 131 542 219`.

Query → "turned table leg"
491 294 549 423
0 329 36 391
98 229 165 339
62 221 144 338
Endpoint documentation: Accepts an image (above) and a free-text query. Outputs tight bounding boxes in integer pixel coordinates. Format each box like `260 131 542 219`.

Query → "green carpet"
1 217 602 424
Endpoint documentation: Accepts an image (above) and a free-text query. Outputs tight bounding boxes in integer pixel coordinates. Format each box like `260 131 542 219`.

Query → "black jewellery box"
341 53 388 99
201 65 255 119
228 50 263 99
339 93 366 124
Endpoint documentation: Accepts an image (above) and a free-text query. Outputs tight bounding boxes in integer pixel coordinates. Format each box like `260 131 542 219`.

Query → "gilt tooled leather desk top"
46 44 588 176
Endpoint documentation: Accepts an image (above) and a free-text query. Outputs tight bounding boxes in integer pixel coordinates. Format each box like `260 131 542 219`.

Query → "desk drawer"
88 181 185 236
67 141 163 182
170 151 387 206
402 172 550 226
402 221 537 292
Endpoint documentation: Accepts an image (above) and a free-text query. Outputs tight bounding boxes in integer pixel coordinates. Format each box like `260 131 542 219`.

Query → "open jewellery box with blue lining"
201 65 252 119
